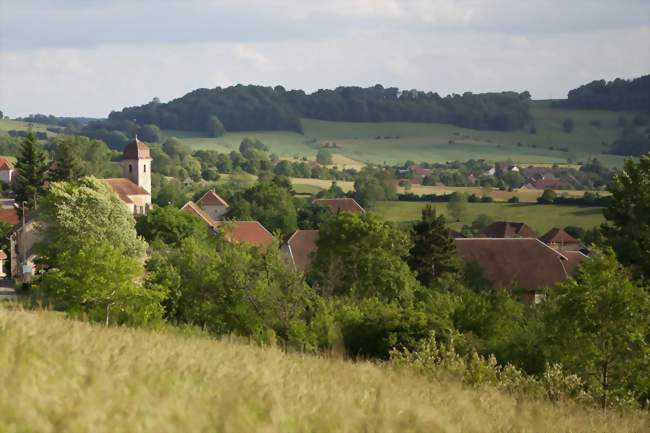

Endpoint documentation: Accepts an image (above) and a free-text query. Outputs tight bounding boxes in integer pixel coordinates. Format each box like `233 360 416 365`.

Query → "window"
129 164 133 173
144 164 147 173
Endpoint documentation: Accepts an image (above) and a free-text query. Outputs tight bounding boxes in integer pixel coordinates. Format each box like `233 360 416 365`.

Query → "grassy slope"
170 101 631 168
1 308 646 433
0 118 54 134
370 201 605 232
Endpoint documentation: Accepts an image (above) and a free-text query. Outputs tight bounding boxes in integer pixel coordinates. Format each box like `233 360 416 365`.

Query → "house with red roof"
181 200 273 248
454 238 587 304
478 221 538 238
313 198 365 215
539 228 582 252
196 190 229 221
281 230 319 273
0 158 14 184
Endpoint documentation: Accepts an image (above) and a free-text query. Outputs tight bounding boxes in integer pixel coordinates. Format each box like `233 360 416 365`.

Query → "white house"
196 190 229 221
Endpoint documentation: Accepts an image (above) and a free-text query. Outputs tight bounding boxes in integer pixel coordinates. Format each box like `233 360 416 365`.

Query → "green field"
370 201 605 233
168 101 631 168
0 118 55 135
2 308 645 433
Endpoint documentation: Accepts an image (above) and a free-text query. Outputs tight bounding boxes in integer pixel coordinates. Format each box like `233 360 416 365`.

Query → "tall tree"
541 248 650 408
602 154 650 280
50 138 84 181
14 133 48 209
446 192 467 222
408 205 459 287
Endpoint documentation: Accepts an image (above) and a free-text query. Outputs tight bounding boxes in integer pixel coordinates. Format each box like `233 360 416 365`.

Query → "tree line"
555 74 650 112
91 85 531 147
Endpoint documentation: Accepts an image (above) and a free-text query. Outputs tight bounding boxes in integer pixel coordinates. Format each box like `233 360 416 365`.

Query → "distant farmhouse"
313 198 365 215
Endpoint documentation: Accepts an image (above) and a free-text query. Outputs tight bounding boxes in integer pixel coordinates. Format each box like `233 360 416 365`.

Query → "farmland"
370 201 605 233
166 100 631 168
1 307 645 433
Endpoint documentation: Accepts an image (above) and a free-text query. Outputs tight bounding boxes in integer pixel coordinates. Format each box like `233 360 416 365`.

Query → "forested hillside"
556 75 650 112
104 85 532 135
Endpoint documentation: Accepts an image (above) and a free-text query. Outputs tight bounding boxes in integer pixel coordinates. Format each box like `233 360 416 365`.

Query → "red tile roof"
479 221 538 238
0 250 6 260
181 201 217 227
454 238 569 291
285 230 319 272
122 137 151 159
539 228 579 245
103 178 150 204
0 158 14 171
197 190 229 207
215 221 274 247
531 178 563 189
561 251 588 276
0 207 19 226
314 198 365 214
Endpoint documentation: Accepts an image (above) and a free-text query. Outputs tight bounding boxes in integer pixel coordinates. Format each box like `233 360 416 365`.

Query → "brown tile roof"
531 178 563 189
454 238 569 291
197 190 229 207
561 251 588 276
539 228 579 245
122 137 151 160
0 207 19 226
181 201 217 227
103 178 150 204
314 198 365 214
0 158 14 171
285 230 319 272
215 221 274 247
479 221 538 238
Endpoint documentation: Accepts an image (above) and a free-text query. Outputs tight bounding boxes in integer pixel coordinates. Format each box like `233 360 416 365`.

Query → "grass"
403 185 598 202
370 201 605 233
1 307 646 433
166 101 630 168
0 118 56 135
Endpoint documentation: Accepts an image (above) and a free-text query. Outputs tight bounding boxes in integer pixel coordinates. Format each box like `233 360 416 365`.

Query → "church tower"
121 136 152 194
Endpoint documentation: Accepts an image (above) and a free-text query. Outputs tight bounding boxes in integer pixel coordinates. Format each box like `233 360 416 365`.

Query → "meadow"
1 307 646 433
370 201 605 233
166 101 631 168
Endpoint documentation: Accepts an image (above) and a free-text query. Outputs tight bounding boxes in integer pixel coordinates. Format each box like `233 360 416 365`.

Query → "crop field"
370 201 605 233
404 185 599 202
0 118 54 135
168 101 630 168
1 307 646 433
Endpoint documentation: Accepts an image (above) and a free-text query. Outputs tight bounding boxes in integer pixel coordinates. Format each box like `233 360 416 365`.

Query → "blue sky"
1 0 649 117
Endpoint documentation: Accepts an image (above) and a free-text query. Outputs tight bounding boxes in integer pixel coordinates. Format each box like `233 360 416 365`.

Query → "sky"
0 0 649 118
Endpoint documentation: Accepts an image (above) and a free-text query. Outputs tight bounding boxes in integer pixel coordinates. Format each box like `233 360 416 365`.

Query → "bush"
508 196 520 203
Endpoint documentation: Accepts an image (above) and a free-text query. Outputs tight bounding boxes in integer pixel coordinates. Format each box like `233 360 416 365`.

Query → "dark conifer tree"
408 204 459 287
50 139 84 182
14 133 48 210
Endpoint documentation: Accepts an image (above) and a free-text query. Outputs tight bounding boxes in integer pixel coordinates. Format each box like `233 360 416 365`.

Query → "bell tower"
121 136 152 194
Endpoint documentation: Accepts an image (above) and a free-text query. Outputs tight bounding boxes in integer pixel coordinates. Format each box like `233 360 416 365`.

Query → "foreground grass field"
1 308 646 433
370 201 605 232
170 101 630 168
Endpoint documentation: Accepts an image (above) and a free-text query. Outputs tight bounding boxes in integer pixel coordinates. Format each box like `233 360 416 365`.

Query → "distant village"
2 137 588 306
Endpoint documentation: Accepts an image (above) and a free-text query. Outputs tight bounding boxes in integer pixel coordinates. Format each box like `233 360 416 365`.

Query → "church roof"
103 178 150 204
122 137 151 160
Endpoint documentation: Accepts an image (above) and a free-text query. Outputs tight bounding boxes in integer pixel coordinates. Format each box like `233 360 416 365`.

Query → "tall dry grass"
0 307 648 433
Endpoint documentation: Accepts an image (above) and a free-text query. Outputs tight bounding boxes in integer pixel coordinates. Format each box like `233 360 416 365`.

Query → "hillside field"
1 307 646 433
0 118 54 135
168 101 631 168
370 201 605 233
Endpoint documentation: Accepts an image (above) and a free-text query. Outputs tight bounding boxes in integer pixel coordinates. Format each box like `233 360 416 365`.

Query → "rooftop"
479 221 538 239
539 227 579 245
197 190 229 207
284 230 319 272
103 178 150 204
215 221 274 247
181 201 217 227
122 137 151 160
314 198 365 214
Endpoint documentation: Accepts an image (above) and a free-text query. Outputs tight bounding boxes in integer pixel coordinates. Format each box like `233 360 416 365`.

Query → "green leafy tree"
136 205 210 246
37 177 160 325
446 192 467 222
602 154 650 280
541 248 650 408
408 205 459 287
537 189 557 204
229 181 297 235
205 115 226 137
137 124 161 142
14 133 48 209
316 149 333 165
309 213 417 303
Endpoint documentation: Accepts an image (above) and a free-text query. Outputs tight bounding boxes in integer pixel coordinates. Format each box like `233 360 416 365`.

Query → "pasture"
167 100 630 168
1 307 645 433
370 201 605 233
0 118 54 135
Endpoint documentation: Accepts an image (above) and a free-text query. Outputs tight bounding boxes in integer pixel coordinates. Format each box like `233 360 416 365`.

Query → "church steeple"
121 137 152 194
